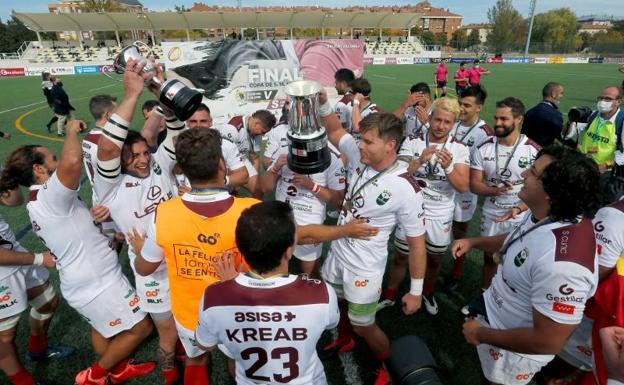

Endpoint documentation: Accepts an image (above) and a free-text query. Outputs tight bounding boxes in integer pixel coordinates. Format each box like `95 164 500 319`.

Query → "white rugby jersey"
82 127 103 205
334 93 354 130
471 135 541 219
484 215 598 363
0 215 25 280
196 274 339 385
451 120 493 207
328 134 426 274
399 134 470 220
273 149 345 226
403 106 430 138
214 117 262 159
593 199 624 269
264 124 289 162
27 173 124 307
94 143 177 264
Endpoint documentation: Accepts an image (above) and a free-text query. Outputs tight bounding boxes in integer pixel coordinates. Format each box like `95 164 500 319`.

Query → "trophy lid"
284 80 323 97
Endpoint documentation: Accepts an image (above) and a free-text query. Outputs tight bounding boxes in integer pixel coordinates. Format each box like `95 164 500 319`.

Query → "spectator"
50 76 74 137
41 72 58 133
522 82 565 147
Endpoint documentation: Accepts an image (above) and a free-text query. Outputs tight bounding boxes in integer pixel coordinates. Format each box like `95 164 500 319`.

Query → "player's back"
197 274 339 385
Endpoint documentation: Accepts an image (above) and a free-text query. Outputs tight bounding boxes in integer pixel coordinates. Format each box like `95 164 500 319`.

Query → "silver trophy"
283 80 331 175
113 42 202 121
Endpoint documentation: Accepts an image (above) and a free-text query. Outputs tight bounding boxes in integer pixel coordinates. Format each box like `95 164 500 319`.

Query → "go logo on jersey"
128 295 140 307
515 373 532 381
108 319 122 327
354 279 369 287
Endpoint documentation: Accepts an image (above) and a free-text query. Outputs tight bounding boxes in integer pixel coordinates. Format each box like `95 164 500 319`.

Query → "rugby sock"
336 317 354 345
175 339 186 361
375 349 391 364
452 255 465 280
8 368 34 385
161 368 180 385
423 281 435 297
110 359 129 374
27 333 47 356
184 364 209 385
384 288 397 301
90 362 108 379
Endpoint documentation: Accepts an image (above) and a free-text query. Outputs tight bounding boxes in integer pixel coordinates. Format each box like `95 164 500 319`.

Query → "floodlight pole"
524 0 537 57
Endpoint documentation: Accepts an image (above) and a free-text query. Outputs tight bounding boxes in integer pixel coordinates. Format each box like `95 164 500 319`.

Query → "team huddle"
0 58 623 385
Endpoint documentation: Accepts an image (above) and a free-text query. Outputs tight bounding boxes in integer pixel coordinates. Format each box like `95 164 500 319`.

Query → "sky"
2 0 624 25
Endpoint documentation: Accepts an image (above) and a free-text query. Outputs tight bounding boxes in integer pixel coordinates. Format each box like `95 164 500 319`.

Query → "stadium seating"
365 41 421 55
31 44 163 64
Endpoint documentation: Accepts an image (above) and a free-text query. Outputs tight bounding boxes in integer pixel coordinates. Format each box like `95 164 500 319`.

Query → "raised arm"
318 90 348 148
56 120 86 190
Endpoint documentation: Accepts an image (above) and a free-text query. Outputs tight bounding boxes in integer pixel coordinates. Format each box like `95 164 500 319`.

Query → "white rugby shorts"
395 219 452 255
134 268 171 314
76 275 146 338
321 255 383 305
175 319 205 359
293 242 322 262
480 214 526 237
558 316 594 371
0 264 49 321
453 191 478 222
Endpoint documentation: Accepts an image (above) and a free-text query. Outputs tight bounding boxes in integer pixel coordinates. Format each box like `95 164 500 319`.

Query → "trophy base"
160 79 203 121
287 131 331 175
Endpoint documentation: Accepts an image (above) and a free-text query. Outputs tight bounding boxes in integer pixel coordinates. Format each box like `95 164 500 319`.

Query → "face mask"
474 65 480 69
597 100 613 114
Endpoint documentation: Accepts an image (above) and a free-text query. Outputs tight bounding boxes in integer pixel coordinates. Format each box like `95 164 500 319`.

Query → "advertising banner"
162 39 364 119
589 57 605 64
373 57 386 65
534 57 549 64
449 58 473 64
74 65 101 74
549 57 564 64
385 57 397 65
363 57 374 65
414 58 430 64
487 57 503 64
397 57 414 65
0 68 25 77
502 58 532 64
25 67 49 76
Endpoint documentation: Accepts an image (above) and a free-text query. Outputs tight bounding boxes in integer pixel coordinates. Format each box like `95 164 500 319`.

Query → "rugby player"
0 119 154 385
470 97 541 292
93 59 182 385
393 82 432 137
130 129 377 385
381 97 470 315
468 59 491 86
320 100 427 384
194 201 340 385
334 68 356 130
453 145 601 385
0 187 73 385
447 85 493 292
350 78 380 139
215 109 276 197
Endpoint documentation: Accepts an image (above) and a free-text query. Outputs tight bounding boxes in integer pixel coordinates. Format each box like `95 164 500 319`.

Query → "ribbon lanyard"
495 134 523 181
345 161 398 209
453 120 481 144
495 216 553 263
425 132 451 178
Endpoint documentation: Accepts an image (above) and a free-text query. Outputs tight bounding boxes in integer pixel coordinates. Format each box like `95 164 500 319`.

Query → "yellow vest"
579 117 616 166
154 195 258 329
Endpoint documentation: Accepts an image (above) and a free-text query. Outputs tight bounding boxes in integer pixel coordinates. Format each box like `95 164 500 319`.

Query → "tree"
0 16 37 53
531 8 578 53
433 32 448 47
467 29 481 48
450 29 467 49
590 30 624 55
612 20 624 34
173 4 190 12
486 0 526 52
81 0 123 12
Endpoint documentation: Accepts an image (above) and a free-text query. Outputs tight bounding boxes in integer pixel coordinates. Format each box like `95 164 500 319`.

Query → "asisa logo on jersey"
517 157 529 168
513 248 529 267
376 190 392 206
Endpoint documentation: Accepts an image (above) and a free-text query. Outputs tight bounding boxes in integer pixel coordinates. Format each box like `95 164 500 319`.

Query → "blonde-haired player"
381 97 470 315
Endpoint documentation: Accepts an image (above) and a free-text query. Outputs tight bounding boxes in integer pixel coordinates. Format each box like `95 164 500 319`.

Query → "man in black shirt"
522 82 564 147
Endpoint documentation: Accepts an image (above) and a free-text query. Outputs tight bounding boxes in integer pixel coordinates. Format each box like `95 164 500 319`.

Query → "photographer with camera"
565 86 623 173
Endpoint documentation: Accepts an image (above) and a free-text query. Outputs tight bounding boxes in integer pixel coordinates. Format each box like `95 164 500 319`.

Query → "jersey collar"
236 273 297 289
182 189 231 203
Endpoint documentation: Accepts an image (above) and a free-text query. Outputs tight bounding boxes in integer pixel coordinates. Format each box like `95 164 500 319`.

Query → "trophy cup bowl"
284 80 331 175
114 44 203 121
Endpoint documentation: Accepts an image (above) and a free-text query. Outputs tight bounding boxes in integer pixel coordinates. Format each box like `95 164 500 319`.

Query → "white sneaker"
423 295 439 315
376 299 396 312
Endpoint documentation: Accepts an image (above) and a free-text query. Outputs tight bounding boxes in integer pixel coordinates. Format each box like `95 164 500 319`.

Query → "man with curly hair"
452 145 602 385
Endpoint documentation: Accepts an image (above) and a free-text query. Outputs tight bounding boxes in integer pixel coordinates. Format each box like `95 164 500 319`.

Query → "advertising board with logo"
0 68 25 77
385 57 397 65
74 65 101 74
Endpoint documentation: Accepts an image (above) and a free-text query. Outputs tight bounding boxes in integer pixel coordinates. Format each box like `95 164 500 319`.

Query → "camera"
568 106 593 123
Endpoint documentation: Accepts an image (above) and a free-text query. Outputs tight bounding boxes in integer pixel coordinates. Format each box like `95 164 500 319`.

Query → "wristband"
409 278 424 296
269 166 279 175
225 175 230 186
352 99 360 107
444 163 454 175
318 101 333 117
512 206 524 214
312 183 321 194
33 253 44 266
